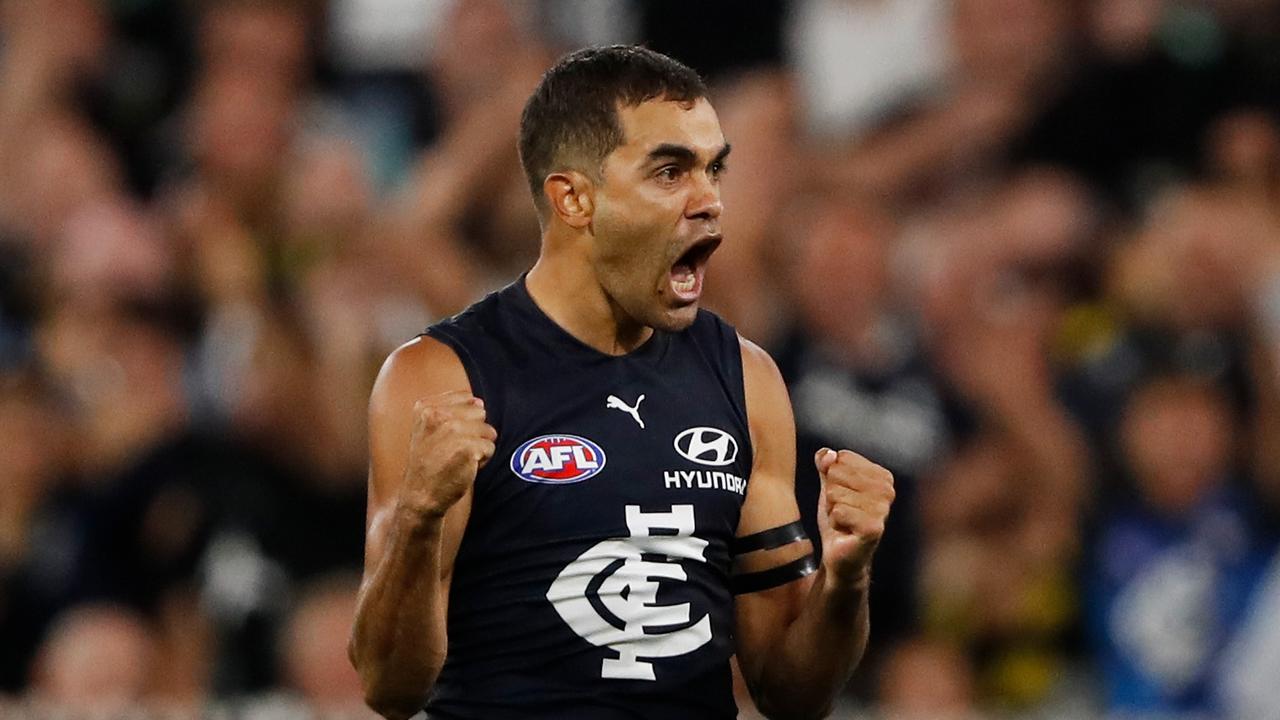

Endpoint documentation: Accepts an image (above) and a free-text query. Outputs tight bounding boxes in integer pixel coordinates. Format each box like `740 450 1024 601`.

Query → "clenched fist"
815 448 894 586
399 391 497 519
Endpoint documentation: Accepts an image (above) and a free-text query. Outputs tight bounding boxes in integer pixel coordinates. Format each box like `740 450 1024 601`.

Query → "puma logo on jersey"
511 435 607 484
606 394 646 428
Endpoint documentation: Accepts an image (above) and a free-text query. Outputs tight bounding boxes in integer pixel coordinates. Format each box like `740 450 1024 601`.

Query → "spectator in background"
1017 0 1280 208
1088 163 1280 714
1086 374 1274 715
278 574 370 717
774 191 951 673
198 0 311 90
787 0 950 141
1216 547 1280 719
0 0 122 360
0 372 76 692
807 0 1074 205
904 168 1093 709
1206 109 1280 203
0 0 112 235
920 276 1091 707
374 0 551 313
877 636 977 720
29 604 158 718
920 429 1085 709
166 0 317 321
30 198 220 700
1100 182 1280 481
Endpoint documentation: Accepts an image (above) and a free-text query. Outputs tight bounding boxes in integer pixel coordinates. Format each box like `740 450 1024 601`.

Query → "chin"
652 304 700 332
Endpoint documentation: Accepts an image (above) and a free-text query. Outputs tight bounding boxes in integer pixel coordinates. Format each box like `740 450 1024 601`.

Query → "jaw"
651 299 700 332
593 268 699 336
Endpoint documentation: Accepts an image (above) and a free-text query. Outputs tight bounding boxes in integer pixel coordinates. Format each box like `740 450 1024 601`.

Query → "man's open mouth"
669 235 722 302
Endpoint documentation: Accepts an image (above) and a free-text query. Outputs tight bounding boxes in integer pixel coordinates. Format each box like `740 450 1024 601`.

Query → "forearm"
407 92 522 229
351 509 449 719
753 568 870 719
0 50 52 223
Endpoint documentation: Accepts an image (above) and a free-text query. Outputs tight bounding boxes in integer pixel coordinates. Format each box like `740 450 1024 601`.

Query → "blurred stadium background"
1 0 1279 718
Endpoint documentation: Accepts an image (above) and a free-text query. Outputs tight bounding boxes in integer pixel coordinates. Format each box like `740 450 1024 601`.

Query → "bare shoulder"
737 334 778 378
371 335 472 411
364 334 476 551
737 334 792 432
735 332 798 529
362 334 481 586
367 334 474 508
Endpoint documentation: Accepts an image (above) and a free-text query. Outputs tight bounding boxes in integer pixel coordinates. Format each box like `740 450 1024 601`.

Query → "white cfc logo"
545 505 712 681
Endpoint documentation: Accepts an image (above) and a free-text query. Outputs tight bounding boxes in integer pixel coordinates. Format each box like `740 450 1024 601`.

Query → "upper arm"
362 335 475 590
733 336 816 681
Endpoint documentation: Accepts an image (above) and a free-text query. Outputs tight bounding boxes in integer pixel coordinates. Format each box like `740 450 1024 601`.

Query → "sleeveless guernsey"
422 276 752 719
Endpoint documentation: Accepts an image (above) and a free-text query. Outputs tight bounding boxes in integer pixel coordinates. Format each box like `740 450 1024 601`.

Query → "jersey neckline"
511 273 671 364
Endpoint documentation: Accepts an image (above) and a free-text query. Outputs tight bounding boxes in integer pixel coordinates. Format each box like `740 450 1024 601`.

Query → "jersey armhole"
725 327 754 473
423 326 490 409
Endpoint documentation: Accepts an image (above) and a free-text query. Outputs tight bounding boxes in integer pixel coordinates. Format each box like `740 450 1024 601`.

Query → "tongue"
671 263 694 281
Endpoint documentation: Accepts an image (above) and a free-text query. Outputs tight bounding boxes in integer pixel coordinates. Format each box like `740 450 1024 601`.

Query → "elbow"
752 684 834 720
757 700 832 720
351 643 442 719
363 690 430 720
765 708 833 720
358 670 437 720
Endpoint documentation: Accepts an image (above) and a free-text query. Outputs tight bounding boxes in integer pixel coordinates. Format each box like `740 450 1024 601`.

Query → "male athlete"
350 46 895 720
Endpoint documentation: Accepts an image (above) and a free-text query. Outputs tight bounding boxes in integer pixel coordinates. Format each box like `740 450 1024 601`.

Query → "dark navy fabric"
422 276 752 719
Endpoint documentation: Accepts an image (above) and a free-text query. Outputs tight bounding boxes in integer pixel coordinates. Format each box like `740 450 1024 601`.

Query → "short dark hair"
518 45 707 214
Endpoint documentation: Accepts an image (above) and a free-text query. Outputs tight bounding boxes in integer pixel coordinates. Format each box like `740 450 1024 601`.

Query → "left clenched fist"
815 448 894 586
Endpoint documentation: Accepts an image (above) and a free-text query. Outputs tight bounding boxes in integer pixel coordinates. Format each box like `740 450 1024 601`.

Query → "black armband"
731 520 808 555
731 554 818 595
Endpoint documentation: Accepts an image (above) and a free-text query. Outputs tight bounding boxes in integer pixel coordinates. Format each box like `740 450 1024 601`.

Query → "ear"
543 171 594 229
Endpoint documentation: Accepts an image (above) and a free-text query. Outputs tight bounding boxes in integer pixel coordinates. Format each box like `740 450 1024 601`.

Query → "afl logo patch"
674 427 739 466
511 435 607 484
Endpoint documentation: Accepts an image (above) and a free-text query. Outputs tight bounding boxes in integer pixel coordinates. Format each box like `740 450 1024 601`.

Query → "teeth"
673 276 696 293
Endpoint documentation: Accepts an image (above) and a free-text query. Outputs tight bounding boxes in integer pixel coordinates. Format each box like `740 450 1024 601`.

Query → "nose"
686 172 722 221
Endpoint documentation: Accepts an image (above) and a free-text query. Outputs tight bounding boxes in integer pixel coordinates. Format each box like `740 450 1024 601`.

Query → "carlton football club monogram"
546 505 712 680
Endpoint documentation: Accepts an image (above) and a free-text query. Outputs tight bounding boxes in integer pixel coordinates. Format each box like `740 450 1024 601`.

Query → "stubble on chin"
652 303 699 333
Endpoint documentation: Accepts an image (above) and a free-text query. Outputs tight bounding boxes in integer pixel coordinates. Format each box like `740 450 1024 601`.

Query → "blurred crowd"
1 0 1278 718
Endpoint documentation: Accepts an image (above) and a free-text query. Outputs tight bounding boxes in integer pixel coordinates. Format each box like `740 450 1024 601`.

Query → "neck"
526 246 653 356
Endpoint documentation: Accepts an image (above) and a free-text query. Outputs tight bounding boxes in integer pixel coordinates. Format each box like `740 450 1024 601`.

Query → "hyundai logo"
674 427 738 467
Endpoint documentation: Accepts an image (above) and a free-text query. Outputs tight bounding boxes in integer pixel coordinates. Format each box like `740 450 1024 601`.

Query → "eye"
709 160 728 180
655 165 683 185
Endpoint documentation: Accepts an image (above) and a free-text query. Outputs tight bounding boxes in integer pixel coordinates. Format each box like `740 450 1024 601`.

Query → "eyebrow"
645 142 732 166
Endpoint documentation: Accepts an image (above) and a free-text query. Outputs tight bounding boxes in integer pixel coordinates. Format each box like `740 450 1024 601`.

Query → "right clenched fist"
399 391 497 519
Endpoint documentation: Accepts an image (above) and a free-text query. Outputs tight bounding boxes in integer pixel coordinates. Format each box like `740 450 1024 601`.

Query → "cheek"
594 242 662 314
593 203 668 279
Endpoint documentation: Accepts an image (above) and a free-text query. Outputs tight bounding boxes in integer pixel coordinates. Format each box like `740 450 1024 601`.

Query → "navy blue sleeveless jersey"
421 277 753 719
